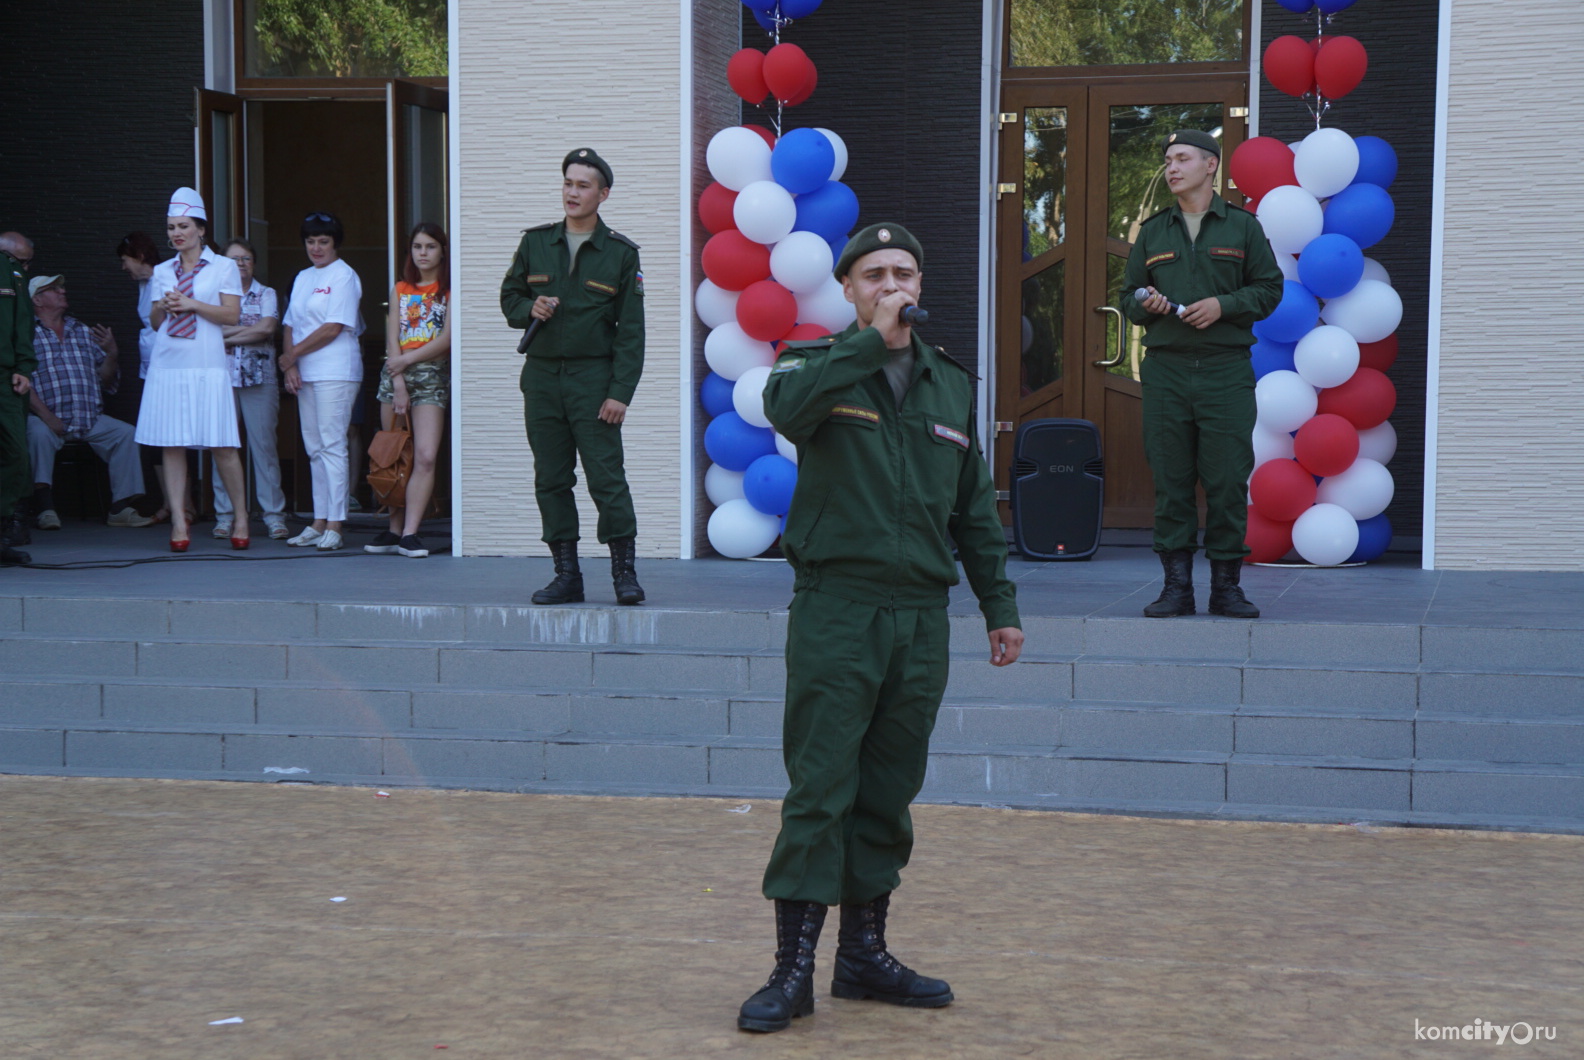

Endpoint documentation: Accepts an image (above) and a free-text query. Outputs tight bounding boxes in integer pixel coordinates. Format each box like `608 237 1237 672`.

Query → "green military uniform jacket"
0 253 37 377
763 322 1020 632
500 216 644 404
1120 193 1284 354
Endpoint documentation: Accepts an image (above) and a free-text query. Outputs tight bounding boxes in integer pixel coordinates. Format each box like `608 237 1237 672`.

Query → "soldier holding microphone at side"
1120 129 1283 619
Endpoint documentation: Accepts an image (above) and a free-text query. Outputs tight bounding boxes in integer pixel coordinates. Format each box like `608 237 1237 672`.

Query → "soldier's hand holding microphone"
1136 286 1223 330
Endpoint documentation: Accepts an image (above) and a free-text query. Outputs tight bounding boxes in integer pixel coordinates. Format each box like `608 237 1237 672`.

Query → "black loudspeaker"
1010 418 1104 560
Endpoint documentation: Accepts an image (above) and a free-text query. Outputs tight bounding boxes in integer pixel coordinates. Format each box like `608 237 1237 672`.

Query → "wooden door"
196 89 245 244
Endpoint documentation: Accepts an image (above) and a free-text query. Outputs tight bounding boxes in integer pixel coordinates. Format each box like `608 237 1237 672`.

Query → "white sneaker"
107 506 154 528
287 526 323 547
36 509 61 531
212 518 233 539
316 529 344 551
265 514 290 539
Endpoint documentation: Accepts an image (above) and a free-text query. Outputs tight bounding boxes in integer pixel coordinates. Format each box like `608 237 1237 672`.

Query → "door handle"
1093 305 1126 367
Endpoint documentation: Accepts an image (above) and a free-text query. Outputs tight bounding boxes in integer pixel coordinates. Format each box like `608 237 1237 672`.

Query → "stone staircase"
2 594 1582 832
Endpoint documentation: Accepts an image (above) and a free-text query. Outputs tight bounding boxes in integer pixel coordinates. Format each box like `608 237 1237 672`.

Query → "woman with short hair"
280 211 363 551
214 238 289 540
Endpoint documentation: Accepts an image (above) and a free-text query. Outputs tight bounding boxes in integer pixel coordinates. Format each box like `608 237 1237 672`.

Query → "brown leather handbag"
366 413 414 511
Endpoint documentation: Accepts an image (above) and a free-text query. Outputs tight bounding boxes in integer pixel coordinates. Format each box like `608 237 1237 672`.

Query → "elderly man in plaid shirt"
26 275 150 529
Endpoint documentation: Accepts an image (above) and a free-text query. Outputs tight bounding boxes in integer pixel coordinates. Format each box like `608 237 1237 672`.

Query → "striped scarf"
167 257 208 339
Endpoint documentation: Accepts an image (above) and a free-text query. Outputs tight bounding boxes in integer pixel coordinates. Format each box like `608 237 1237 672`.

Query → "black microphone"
1134 287 1186 318
516 317 543 355
900 305 929 327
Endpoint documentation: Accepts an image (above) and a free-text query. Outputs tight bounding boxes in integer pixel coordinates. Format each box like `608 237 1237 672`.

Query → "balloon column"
700 1 857 559
1236 1 1400 566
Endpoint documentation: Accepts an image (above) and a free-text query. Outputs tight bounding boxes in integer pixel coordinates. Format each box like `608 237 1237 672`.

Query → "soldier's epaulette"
1139 206 1173 226
780 336 839 351
1226 199 1253 214
521 221 555 233
608 230 641 251
932 345 980 380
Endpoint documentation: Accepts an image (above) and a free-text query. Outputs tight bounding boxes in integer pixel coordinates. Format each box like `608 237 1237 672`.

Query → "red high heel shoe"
231 536 250 551
170 537 190 553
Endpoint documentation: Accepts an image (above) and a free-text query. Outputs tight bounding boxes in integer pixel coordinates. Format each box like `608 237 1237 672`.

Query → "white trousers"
295 379 360 522
27 414 147 502
213 382 287 516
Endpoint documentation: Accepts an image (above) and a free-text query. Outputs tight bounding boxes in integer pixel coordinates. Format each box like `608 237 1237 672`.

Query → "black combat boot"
830 893 953 1007
1208 558 1260 618
609 536 645 606
738 900 827 1033
1 545 31 566
531 540 584 604
1143 549 1195 618
3 505 30 548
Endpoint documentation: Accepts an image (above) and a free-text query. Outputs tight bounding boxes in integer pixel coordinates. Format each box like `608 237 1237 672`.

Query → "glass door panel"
196 89 245 243
386 79 449 283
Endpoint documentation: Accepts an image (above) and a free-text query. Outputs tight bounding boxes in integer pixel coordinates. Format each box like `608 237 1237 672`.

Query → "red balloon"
763 43 815 103
1250 458 1319 522
727 48 768 105
1314 35 1368 99
1315 366 1396 429
698 182 738 235
1263 35 1316 98
737 280 799 342
1357 333 1398 373
743 124 777 149
701 230 771 292
1245 506 1295 564
776 323 829 352
1293 413 1361 478
782 64 818 107
1229 136 1298 201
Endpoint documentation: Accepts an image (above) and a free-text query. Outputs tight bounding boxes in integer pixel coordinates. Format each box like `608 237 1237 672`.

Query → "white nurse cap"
167 187 208 220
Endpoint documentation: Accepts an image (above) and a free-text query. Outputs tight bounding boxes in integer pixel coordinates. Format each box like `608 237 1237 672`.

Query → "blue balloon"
1296 233 1364 299
780 0 824 17
1250 338 1297 380
700 372 736 418
705 412 777 472
1255 281 1320 344
1351 136 1398 189
1316 0 1359 12
772 128 837 195
827 234 849 262
1347 513 1392 563
793 181 860 244
743 454 799 516
751 8 777 31
1275 0 1314 10
740 0 776 12
1322 183 1394 250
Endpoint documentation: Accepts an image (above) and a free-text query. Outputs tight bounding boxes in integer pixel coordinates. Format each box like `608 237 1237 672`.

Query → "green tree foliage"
251 0 447 78
1010 0 1243 68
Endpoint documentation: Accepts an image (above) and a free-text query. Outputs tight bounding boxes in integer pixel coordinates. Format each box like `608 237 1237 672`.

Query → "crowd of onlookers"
0 188 451 565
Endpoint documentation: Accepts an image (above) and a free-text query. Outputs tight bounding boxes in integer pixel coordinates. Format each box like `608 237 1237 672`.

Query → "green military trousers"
1140 349 1256 561
0 389 27 526
762 588 951 907
522 357 637 545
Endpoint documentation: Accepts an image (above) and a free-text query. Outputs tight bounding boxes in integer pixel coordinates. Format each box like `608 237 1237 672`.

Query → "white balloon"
1292 502 1360 566
814 127 848 181
1257 185 1325 255
1293 325 1361 389
704 463 746 506
1316 457 1394 519
1357 420 1397 464
1294 127 1360 199
1359 256 1392 286
733 180 798 245
1251 423 1296 469
706 127 773 191
796 275 857 332
1288 140 1303 153
695 279 739 329
708 498 782 559
770 231 835 294
732 365 774 429
774 431 798 464
1320 279 1403 344
1254 370 1318 433
1274 251 1300 282
705 322 775 381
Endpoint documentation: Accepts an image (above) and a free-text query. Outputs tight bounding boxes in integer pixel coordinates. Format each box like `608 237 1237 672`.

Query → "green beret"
834 222 923 279
563 148 613 188
1162 129 1221 158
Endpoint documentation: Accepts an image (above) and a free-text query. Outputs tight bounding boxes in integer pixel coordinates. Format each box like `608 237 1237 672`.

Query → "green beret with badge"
1162 129 1221 158
563 148 614 189
834 222 924 279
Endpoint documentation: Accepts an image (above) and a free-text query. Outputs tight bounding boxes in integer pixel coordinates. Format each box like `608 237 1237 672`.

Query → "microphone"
516 317 543 355
900 305 929 327
1135 287 1186 317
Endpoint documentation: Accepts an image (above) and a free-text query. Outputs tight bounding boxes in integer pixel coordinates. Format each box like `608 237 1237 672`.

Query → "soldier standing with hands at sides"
737 223 1023 1035
500 149 646 606
1121 130 1283 619
0 232 37 565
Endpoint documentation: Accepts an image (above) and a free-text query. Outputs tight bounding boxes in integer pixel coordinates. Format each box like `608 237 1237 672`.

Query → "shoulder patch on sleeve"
771 356 805 374
608 230 641 251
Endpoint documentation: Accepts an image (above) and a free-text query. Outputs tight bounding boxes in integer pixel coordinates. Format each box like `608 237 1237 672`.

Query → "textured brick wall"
1259 0 1438 539
2 0 205 423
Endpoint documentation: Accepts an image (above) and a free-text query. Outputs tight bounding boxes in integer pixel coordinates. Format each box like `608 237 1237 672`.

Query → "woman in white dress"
280 211 364 552
135 188 252 552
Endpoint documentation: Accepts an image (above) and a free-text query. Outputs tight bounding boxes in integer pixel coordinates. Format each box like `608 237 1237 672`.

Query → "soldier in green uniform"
500 149 646 605
1120 130 1284 619
0 232 38 566
736 223 1024 1034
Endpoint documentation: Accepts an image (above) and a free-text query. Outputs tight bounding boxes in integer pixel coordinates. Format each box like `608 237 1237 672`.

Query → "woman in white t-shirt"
280 211 364 552
135 188 252 553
